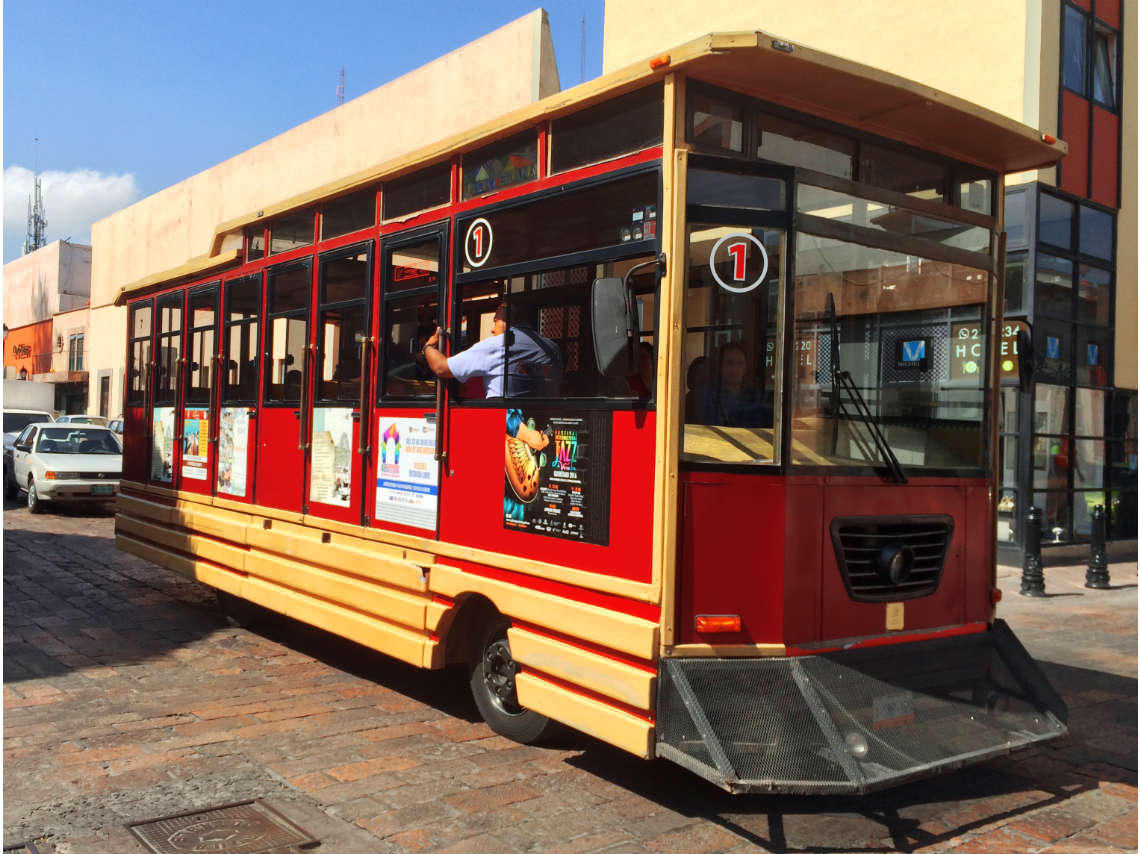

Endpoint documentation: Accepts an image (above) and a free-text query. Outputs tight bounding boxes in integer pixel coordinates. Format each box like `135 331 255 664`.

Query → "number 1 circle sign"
465 218 494 268
709 232 769 294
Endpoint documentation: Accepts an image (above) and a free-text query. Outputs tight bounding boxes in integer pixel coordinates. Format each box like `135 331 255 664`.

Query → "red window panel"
1071 0 1091 10
1095 0 1120 28
1090 106 1120 208
1059 91 1090 197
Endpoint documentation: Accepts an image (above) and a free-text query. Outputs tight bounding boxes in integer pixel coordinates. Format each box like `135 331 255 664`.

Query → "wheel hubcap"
483 638 523 716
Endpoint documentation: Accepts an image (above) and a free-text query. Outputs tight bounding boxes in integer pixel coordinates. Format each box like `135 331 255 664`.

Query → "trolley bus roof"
114 30 1067 306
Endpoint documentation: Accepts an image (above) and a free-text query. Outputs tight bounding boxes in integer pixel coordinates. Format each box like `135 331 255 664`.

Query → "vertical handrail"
357 336 372 455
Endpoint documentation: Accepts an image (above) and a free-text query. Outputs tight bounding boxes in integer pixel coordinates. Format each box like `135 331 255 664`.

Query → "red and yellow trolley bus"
115 32 1069 793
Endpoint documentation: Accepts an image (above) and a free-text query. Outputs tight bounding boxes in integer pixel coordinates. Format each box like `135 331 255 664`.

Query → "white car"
7 423 122 513
56 414 109 426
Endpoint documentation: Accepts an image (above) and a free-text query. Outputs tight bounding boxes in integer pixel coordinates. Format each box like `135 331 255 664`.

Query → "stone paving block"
1004 805 1097 844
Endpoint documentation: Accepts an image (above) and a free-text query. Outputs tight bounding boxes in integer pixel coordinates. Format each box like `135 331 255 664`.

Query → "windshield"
36 428 122 455
4 414 49 434
61 415 108 425
790 234 989 473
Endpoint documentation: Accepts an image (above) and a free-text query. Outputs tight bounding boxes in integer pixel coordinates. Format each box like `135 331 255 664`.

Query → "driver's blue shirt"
447 327 561 398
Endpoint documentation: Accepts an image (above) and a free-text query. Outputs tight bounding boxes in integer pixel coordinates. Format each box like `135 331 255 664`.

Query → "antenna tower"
23 138 47 256
580 15 586 84
336 67 345 105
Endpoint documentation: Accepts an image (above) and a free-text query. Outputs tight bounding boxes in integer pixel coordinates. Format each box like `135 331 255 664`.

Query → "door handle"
357 336 372 455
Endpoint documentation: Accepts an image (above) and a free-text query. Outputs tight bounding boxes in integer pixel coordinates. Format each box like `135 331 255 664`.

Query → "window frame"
126 298 154 407
263 258 314 407
314 241 374 405
184 281 221 406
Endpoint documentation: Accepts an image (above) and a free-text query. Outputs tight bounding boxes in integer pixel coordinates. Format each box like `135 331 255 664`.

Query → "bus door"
369 224 448 536
254 259 312 512
149 291 186 487
180 283 220 495
676 161 791 646
216 274 261 503
305 243 373 523
124 300 153 482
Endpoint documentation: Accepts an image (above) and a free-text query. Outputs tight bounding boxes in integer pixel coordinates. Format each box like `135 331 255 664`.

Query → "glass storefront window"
1039 194 1073 248
1077 265 1111 325
1034 318 1073 383
1074 387 1105 437
1073 490 1107 538
1035 253 1073 316
1079 206 1113 260
1075 439 1105 489
1033 435 1069 490
1034 490 1072 543
1108 492 1138 538
1033 384 1070 434
1076 326 1110 387
1001 387 1019 432
1004 253 1027 313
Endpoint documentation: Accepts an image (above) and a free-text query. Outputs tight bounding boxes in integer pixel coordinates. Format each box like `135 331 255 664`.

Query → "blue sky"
3 1 605 262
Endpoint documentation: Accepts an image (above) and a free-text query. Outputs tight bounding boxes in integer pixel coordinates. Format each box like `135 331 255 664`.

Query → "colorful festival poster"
217 407 250 497
310 407 354 507
150 407 175 482
374 417 438 530
503 408 611 545
181 409 209 480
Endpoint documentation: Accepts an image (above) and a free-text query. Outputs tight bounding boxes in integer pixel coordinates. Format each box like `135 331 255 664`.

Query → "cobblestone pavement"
3 499 1136 854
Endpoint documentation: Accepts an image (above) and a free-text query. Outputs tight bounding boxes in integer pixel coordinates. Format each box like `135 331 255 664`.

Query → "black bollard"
1085 504 1110 589
1020 506 1046 597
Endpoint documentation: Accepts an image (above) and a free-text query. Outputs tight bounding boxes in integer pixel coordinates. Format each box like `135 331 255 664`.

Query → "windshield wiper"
826 292 907 484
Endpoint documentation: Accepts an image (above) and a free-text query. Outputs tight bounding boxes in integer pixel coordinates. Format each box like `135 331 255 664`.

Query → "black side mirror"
591 278 638 377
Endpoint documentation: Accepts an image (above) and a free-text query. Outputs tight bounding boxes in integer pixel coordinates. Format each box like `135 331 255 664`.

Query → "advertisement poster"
217 407 250 497
181 409 209 481
151 407 175 482
375 417 438 530
310 407 354 507
503 408 611 545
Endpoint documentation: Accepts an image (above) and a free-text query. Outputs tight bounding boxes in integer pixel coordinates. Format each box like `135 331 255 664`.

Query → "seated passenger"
700 343 772 428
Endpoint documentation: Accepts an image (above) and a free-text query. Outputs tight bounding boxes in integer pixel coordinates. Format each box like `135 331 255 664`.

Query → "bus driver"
421 303 562 400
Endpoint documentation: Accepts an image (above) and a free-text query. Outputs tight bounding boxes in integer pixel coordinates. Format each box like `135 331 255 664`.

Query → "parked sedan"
7 424 122 513
56 414 109 426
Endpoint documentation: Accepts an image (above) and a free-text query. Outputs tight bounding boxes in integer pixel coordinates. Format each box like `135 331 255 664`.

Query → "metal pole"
1020 506 1045 597
1084 504 1110 589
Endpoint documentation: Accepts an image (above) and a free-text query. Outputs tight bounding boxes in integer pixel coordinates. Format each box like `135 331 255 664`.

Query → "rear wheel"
27 478 45 514
468 615 552 744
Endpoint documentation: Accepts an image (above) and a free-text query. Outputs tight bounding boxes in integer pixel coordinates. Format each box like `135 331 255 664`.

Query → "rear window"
36 429 121 454
4 413 50 433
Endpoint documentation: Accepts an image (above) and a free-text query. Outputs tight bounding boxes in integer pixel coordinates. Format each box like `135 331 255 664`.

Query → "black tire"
27 478 45 514
468 615 552 744
4 467 17 501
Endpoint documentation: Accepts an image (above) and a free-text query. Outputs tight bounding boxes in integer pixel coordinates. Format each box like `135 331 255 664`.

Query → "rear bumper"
655 620 1067 795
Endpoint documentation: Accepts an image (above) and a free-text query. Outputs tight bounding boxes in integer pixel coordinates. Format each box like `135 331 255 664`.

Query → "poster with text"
151 407 175 482
217 407 250 497
181 409 209 481
310 407 354 507
375 416 438 530
503 408 610 545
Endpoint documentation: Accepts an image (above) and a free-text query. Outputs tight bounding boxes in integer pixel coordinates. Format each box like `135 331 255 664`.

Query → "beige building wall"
3 241 91 329
89 305 127 418
89 9 560 310
51 307 90 375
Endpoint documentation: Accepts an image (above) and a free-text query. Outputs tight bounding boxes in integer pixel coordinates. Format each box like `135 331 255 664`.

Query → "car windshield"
61 416 108 425
4 413 49 434
35 428 121 455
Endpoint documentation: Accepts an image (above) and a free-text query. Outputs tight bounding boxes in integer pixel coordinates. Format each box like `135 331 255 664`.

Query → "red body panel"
439 407 655 582
678 473 995 648
254 408 305 511
1096 0 1120 27
122 409 149 482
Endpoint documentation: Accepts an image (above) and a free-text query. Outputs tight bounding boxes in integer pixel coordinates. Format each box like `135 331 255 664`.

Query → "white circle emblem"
465 218 493 268
710 233 769 294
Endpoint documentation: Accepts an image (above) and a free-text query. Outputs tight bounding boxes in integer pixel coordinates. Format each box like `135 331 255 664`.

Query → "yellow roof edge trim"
113 249 242 306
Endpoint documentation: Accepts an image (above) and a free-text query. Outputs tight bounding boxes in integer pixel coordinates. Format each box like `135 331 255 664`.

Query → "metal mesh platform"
656 620 1068 794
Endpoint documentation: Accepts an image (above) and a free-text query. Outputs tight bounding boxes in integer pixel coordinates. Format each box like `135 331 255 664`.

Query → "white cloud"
4 165 141 261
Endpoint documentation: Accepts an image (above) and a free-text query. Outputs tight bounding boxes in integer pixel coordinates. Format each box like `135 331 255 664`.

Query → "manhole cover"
126 800 316 854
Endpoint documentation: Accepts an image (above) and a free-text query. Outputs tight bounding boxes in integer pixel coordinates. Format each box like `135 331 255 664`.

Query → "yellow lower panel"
515 672 653 758
239 575 433 668
430 564 658 660
508 628 655 711
116 515 247 572
173 503 252 545
244 550 428 630
246 523 428 593
117 494 176 526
